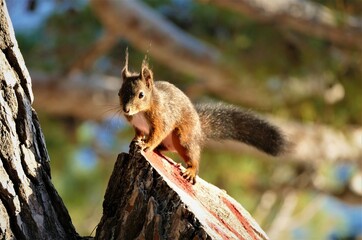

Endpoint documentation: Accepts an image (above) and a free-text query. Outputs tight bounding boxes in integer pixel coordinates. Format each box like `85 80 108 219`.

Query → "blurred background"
6 0 362 239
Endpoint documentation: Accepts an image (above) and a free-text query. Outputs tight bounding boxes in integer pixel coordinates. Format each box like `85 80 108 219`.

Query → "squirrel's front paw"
129 139 143 156
181 167 197 185
129 139 152 154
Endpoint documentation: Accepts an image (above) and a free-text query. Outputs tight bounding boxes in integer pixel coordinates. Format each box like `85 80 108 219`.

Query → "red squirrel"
118 50 287 184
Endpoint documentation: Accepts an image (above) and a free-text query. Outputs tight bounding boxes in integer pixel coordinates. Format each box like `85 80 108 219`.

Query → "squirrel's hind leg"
172 130 200 184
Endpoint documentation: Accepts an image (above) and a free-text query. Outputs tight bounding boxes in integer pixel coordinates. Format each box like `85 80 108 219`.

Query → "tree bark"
96 151 268 240
0 1 79 239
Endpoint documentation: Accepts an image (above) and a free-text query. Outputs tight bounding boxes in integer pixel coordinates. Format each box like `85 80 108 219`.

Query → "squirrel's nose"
123 106 130 114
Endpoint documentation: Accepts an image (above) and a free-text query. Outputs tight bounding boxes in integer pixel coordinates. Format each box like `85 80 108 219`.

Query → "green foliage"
17 5 101 72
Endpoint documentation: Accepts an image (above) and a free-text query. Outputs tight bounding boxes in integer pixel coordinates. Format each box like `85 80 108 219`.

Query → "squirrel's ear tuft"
122 47 130 80
121 67 129 80
141 66 153 88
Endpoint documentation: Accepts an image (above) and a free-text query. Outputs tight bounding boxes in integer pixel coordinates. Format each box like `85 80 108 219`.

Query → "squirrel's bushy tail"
195 103 286 156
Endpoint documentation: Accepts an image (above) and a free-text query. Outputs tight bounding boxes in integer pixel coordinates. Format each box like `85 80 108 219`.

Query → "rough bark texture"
96 151 268 240
0 1 79 239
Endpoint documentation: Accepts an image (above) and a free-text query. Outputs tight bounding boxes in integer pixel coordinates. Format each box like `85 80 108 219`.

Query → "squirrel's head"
119 50 154 116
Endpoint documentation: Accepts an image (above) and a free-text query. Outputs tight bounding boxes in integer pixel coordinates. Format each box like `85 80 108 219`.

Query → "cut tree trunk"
95 151 268 240
0 1 79 239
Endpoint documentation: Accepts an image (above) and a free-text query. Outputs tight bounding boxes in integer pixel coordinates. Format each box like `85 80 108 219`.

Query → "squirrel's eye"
138 91 144 99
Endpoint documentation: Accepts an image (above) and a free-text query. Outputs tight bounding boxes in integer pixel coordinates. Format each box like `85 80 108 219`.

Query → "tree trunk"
0 1 79 239
95 151 268 240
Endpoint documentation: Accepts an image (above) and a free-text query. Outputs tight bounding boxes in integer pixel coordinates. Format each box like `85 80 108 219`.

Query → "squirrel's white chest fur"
129 112 176 152
130 112 150 134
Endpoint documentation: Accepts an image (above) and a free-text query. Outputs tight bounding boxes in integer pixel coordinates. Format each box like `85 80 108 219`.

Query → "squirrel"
118 50 288 184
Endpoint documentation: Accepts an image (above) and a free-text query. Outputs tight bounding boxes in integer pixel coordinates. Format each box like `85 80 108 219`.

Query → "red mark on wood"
208 221 230 240
143 151 196 196
222 197 259 240
207 208 244 239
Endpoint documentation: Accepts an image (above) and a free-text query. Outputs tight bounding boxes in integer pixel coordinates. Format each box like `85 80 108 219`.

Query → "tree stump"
96 151 268 240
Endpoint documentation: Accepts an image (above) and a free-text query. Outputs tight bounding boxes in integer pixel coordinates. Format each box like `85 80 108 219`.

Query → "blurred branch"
90 0 271 108
208 121 362 166
69 32 118 73
266 191 298 239
253 191 277 226
199 0 362 49
280 119 362 165
251 167 361 209
273 73 345 106
31 71 119 120
289 196 323 229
